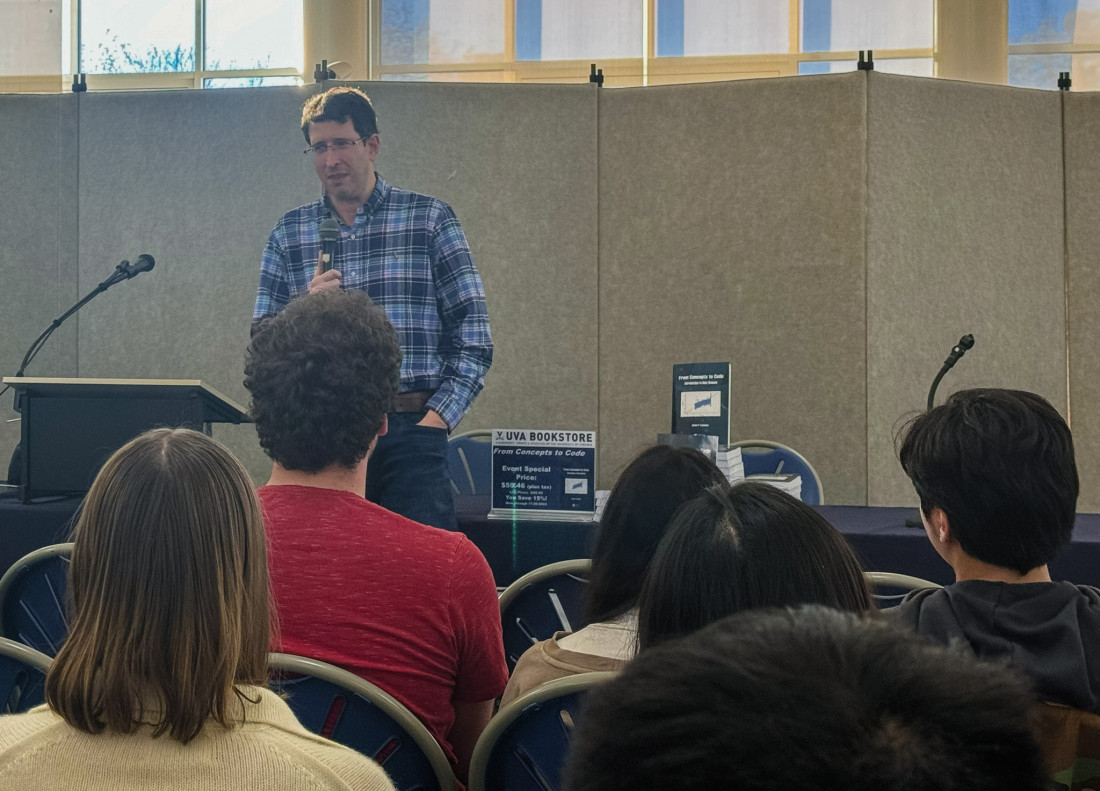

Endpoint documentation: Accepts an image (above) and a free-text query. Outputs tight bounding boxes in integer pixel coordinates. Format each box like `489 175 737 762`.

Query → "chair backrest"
268 652 456 791
499 559 591 672
447 430 493 495
1032 701 1100 789
0 636 52 714
468 671 615 791
864 571 941 609
0 543 73 656
727 439 824 505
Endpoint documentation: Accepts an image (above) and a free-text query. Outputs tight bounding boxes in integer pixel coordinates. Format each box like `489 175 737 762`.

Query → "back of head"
300 86 379 143
636 481 872 650
566 606 1048 791
584 446 726 624
46 429 269 744
897 387 1078 574
245 290 402 472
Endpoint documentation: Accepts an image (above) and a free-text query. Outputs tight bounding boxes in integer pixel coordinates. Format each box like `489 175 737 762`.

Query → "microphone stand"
904 334 974 527
4 260 143 487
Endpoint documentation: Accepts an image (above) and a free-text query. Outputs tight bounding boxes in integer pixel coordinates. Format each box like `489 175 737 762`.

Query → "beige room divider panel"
0 95 79 477
72 83 599 484
597 73 868 501
358 82 600 441
865 73 1067 506
1065 92 1100 513
74 87 317 481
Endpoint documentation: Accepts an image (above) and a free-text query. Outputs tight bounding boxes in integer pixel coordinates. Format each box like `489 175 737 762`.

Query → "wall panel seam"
1061 92 1071 426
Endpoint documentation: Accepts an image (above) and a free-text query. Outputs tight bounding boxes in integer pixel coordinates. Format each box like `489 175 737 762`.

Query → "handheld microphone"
319 217 339 273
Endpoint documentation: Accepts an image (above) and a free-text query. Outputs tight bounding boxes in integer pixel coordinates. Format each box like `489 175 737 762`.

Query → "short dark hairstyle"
897 388 1078 575
566 606 1048 791
301 86 379 144
584 446 726 625
637 480 873 650
244 290 401 472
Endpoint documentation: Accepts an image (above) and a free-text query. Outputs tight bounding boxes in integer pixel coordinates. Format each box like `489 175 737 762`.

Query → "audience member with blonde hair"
0 428 394 790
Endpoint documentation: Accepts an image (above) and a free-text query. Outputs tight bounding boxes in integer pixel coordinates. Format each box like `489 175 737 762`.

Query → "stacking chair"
0 543 73 656
0 636 52 714
498 559 591 672
268 653 456 791
728 439 825 505
447 430 493 495
864 571 941 609
468 671 615 791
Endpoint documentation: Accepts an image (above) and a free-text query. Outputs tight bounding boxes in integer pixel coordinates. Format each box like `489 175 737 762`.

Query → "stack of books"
592 489 611 522
746 473 803 501
717 446 745 483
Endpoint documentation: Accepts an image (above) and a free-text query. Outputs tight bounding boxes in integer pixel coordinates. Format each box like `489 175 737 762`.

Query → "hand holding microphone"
310 215 342 293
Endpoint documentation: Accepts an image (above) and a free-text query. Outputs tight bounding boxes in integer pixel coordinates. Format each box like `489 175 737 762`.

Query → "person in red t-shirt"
245 290 507 783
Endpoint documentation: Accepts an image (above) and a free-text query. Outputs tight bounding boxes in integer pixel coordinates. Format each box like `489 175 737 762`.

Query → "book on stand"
671 362 731 446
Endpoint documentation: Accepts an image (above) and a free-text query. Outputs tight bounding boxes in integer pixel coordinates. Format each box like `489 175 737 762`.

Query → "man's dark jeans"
365 410 456 531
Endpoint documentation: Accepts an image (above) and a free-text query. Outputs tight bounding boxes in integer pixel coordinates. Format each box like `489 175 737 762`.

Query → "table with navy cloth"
3 490 1099 589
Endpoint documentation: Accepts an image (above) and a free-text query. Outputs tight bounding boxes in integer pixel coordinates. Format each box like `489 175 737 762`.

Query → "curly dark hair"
244 291 401 472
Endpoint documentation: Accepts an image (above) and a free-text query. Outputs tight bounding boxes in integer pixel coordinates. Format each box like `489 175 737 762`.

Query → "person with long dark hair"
500 445 725 705
637 480 874 651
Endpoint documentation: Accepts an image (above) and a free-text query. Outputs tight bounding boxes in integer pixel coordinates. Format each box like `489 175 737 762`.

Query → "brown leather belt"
391 390 433 412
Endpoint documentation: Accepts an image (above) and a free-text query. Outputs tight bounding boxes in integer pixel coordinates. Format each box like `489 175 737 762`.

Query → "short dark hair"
897 388 1078 575
566 606 1048 791
584 446 727 624
636 481 873 650
244 290 401 472
301 86 379 144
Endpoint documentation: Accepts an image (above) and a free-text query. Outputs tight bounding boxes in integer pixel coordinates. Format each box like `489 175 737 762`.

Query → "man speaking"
254 87 492 530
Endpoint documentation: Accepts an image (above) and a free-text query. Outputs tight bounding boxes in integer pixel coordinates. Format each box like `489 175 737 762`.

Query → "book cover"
671 362 731 446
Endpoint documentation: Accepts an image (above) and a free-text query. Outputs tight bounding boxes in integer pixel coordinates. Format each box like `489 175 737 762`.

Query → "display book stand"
2 378 249 502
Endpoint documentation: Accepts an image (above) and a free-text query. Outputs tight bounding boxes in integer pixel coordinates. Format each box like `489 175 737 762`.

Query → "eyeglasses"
304 136 368 156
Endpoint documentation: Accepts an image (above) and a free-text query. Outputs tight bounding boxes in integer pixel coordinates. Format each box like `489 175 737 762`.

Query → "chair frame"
467 671 616 791
0 542 74 655
447 429 492 496
727 438 825 504
0 635 52 713
864 571 942 591
267 652 456 791
497 559 592 614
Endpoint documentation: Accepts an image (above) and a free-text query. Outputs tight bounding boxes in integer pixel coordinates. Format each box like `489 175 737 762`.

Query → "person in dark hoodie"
894 387 1100 714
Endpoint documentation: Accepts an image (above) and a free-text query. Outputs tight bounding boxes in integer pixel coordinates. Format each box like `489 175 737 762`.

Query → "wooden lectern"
2 378 249 502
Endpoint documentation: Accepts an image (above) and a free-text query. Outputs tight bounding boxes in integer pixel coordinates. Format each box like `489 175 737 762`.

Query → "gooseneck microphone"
904 333 975 528
926 334 975 411
319 216 339 274
9 254 157 383
122 253 156 279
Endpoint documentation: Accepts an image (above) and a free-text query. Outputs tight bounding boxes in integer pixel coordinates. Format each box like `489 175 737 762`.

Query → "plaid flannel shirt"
254 175 492 429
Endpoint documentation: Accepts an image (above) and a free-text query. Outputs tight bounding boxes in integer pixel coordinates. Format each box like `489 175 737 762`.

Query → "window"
1007 0 1100 91
375 0 933 86
0 0 304 90
2 1 1096 93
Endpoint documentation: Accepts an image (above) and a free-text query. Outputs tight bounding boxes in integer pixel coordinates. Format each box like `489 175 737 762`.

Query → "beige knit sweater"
0 686 396 790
